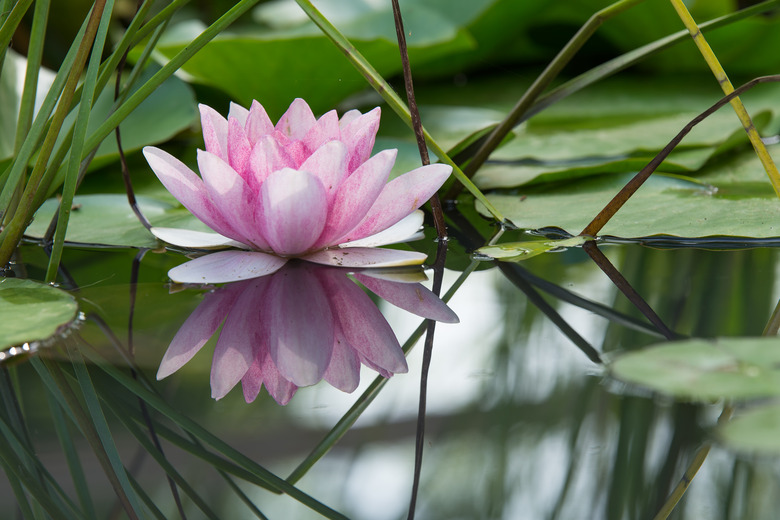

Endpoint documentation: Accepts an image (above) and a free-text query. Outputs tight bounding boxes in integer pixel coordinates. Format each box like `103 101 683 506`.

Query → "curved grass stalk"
293 0 508 225
668 0 780 198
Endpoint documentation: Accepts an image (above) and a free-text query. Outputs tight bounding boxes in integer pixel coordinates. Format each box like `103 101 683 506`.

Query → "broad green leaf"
0 278 79 350
718 404 780 454
26 195 209 248
478 151 780 238
475 235 592 262
608 337 780 401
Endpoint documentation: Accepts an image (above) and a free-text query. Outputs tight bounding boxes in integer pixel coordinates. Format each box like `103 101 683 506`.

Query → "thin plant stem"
0 0 33 55
45 0 114 283
0 0 107 269
447 0 645 200
668 0 780 197
293 0 507 224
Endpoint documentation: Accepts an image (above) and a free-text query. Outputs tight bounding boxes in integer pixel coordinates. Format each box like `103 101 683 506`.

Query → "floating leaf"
608 337 780 401
718 404 780 454
475 235 592 262
26 195 208 248
0 278 79 350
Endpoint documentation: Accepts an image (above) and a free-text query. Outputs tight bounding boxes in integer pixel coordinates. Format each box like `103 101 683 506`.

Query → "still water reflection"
4 243 780 519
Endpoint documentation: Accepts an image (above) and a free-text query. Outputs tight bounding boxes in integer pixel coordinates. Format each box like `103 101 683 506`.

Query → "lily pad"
718 404 780 454
0 278 79 350
26 194 209 248
475 235 592 262
608 337 780 401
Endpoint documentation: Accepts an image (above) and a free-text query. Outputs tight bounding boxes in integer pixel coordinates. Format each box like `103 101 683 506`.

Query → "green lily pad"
0 278 79 350
718 404 780 454
477 153 780 238
26 194 209 248
475 235 592 262
608 337 780 401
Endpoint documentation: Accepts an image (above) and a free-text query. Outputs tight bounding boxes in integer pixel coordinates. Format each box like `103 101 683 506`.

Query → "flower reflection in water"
158 261 458 405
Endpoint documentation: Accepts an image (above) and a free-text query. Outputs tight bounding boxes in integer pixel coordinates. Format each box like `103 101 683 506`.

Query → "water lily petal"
298 140 347 204
211 279 266 399
276 98 317 140
227 116 252 178
241 355 265 403
151 227 246 249
268 265 334 386
168 251 287 284
324 324 361 393
157 283 244 379
142 147 236 239
353 267 428 283
199 104 228 161
355 274 459 323
338 109 362 129
228 102 249 127
339 210 423 248
341 107 380 173
249 135 296 186
302 247 426 268
260 168 328 255
341 163 452 242
319 269 407 375
246 100 275 142
198 150 270 249
315 149 396 248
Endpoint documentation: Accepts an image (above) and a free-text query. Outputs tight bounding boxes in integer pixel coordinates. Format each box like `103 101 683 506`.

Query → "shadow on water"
3 210 780 519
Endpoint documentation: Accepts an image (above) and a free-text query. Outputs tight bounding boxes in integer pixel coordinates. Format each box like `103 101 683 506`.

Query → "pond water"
4 225 780 519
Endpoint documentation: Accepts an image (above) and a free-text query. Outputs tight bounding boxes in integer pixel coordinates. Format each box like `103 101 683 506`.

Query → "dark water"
3 237 780 519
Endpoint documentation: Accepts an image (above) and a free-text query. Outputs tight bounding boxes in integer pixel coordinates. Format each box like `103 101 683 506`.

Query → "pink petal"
259 353 298 405
341 107 380 173
314 149 396 248
227 116 252 178
276 98 317 140
303 109 339 151
341 163 452 242
323 323 361 393
246 100 275 142
302 247 427 268
142 147 236 239
338 210 422 249
228 102 249 127
267 264 334 386
355 273 459 323
241 355 265 403
151 227 246 250
259 168 328 256
168 251 287 284
157 283 244 379
338 109 362 129
319 269 407 375
198 150 270 249
298 140 347 204
249 135 296 186
210 278 268 399
199 104 228 161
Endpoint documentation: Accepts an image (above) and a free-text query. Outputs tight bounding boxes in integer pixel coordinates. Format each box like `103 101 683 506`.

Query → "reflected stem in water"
582 241 676 341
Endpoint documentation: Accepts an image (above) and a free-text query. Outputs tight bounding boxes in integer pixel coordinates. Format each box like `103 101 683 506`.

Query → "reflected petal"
169 251 287 284
355 273 459 323
302 247 426 268
324 323 361 393
268 265 334 386
157 282 245 379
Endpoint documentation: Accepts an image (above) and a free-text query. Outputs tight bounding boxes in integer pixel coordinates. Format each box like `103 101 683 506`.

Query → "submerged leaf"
0 278 79 351
718 404 780 454
475 235 592 262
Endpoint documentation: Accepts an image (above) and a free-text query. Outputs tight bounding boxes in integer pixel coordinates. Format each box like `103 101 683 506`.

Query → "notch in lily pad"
0 278 80 359
474 235 593 262
608 337 780 402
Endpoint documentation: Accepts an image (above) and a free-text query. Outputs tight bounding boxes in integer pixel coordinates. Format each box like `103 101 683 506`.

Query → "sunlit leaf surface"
609 337 780 401
0 278 79 350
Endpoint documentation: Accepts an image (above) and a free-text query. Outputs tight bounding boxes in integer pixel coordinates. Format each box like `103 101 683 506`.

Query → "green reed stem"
293 0 508 224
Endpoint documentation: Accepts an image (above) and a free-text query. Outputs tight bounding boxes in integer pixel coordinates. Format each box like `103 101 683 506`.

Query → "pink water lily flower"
158 262 459 404
143 98 452 283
